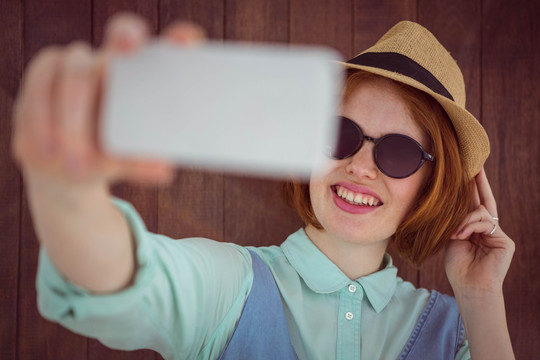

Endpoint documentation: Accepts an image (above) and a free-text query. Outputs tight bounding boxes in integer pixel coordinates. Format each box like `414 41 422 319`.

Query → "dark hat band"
347 52 454 102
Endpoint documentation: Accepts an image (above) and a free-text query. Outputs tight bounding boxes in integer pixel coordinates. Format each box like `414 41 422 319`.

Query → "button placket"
337 287 363 359
344 284 358 320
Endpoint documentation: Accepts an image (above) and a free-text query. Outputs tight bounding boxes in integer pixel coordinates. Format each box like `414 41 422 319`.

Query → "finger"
476 167 498 218
102 158 175 184
451 220 500 240
160 21 207 45
451 205 495 237
53 42 98 177
123 162 175 184
470 175 481 209
12 47 62 164
102 13 150 54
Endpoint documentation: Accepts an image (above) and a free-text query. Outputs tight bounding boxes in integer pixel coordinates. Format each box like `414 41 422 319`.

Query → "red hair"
283 70 471 266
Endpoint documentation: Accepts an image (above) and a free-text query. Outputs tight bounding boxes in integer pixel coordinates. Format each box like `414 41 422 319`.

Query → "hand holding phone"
101 42 342 179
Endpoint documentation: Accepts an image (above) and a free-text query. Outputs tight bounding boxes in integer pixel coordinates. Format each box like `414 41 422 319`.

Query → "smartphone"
101 41 342 179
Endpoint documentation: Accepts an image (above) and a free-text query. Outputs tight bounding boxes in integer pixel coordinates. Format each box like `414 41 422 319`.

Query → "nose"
344 141 379 179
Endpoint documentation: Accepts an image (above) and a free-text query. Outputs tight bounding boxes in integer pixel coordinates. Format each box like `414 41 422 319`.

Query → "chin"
322 219 392 247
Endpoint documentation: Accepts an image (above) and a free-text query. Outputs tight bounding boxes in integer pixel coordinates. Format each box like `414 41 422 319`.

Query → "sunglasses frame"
329 116 435 179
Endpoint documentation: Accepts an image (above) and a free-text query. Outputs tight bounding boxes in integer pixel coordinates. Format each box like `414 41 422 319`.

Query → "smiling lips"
333 185 382 207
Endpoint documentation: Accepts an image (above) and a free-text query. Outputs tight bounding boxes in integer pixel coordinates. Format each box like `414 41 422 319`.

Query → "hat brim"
339 61 490 179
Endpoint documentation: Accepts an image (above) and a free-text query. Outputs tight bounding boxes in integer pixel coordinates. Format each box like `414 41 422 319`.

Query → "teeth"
335 185 380 207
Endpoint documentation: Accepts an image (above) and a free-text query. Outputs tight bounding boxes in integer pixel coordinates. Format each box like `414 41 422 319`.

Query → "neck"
305 225 389 280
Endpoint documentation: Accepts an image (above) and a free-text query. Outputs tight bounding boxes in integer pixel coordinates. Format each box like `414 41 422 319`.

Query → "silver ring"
492 216 499 222
488 223 498 236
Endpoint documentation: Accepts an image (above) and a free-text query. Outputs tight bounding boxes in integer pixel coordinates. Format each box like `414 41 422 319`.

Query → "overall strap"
397 290 466 360
218 249 298 360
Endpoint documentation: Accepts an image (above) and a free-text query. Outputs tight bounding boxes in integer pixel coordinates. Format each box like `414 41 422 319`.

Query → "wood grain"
353 0 416 51
0 1 22 359
3 1 538 358
225 0 289 42
290 0 354 59
158 169 224 241
482 0 540 356
23 0 91 62
223 175 303 246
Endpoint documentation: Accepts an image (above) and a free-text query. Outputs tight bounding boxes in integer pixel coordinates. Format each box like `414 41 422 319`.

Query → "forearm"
26 173 134 293
455 289 514 360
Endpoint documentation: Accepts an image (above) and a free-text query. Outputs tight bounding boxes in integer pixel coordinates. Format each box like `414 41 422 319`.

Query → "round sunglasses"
326 116 435 179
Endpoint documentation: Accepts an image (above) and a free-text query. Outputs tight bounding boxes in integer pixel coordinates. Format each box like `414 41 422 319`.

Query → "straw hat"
341 21 489 179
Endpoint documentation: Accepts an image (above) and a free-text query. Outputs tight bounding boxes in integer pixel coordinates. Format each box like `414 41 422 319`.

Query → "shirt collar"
281 228 398 313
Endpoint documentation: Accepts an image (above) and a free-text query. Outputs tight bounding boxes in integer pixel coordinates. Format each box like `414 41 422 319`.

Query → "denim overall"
219 250 465 360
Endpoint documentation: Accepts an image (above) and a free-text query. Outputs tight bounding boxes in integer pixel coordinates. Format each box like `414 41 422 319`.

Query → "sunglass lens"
328 117 362 159
376 135 423 178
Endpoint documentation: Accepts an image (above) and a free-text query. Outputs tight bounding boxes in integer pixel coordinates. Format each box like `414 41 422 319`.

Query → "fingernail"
163 22 206 45
116 26 141 51
109 17 147 52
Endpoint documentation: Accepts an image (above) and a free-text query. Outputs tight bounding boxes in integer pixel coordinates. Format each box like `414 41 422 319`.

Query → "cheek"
308 172 336 221
391 168 430 211
308 164 338 199
308 178 325 210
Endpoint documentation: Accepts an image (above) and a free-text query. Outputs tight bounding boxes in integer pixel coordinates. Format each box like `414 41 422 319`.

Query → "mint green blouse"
36 198 470 359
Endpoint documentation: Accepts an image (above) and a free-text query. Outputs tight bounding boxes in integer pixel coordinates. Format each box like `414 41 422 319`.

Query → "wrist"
453 285 504 301
454 289 514 360
455 290 506 320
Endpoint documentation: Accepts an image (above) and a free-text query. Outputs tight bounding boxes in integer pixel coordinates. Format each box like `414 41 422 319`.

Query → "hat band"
347 52 454 101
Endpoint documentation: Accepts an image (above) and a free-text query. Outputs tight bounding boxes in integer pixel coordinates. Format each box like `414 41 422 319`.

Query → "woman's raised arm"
446 168 515 359
12 13 204 293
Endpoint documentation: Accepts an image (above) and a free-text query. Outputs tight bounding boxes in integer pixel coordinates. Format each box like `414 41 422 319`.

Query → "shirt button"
348 284 357 293
345 312 354 320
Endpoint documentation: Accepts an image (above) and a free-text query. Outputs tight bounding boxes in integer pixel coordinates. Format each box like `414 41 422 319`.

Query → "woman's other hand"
445 167 515 294
445 169 516 358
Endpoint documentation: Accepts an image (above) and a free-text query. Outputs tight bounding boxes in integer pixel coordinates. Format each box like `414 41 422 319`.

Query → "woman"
13 14 515 359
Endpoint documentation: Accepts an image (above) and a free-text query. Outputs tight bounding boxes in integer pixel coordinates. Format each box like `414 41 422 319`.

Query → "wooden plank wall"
0 0 538 358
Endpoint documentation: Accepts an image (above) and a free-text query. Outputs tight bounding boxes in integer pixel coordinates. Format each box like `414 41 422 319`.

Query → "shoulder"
245 245 295 275
142 233 252 274
247 245 285 264
392 279 461 317
393 277 432 306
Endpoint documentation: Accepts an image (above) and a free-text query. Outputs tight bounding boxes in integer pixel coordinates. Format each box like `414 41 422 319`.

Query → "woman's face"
308 79 431 246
